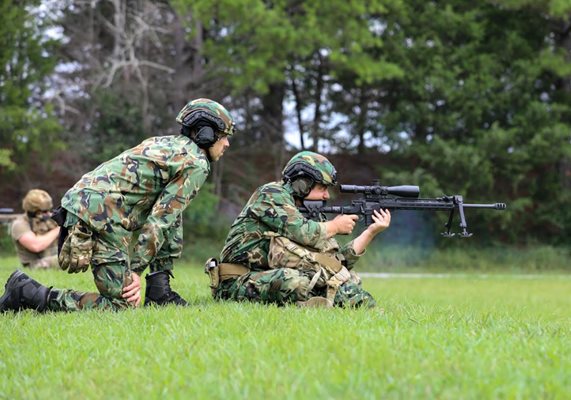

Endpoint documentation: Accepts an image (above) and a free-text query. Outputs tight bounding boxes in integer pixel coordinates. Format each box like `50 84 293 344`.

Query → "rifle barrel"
464 203 506 210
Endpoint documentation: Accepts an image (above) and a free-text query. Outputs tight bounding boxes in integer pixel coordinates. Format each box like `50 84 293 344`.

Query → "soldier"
206 151 391 308
0 98 236 312
10 189 60 269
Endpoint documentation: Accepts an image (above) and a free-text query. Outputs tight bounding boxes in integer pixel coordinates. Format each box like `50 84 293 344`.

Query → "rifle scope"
340 184 420 198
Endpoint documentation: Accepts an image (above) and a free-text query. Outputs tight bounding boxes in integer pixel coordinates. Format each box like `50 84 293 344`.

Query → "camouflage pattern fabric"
61 135 209 274
47 262 135 311
219 181 375 307
214 268 376 308
221 181 361 269
45 135 208 312
222 181 325 269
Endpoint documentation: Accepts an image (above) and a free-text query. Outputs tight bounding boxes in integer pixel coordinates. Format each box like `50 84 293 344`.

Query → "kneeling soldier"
0 98 236 312
206 151 391 308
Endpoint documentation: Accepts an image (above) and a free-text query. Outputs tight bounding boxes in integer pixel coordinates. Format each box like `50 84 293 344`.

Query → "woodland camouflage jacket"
61 135 210 271
220 181 361 270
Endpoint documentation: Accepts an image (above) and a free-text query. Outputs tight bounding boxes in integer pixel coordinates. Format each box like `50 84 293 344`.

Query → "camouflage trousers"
214 268 376 308
48 261 135 311
47 218 180 312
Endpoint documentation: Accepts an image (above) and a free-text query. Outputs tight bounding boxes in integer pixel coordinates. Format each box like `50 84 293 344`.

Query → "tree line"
1 0 570 246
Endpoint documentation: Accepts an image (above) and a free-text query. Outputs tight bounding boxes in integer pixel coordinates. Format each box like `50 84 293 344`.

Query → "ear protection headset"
181 110 226 149
290 177 314 197
283 162 325 198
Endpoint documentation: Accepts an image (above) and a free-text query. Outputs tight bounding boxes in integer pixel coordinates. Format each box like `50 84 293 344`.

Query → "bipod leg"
456 196 473 238
441 208 455 237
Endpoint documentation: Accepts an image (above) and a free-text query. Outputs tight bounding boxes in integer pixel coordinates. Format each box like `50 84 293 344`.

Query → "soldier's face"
35 210 52 221
305 183 330 201
208 135 230 162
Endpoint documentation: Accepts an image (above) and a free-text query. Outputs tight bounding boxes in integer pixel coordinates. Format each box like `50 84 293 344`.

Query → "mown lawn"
0 256 569 399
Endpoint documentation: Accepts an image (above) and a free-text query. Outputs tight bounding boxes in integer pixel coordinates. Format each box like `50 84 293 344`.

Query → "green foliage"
173 0 405 146
360 244 571 272
0 224 14 254
0 261 569 399
183 182 230 241
1 0 569 247
80 90 147 165
374 0 571 244
184 182 218 236
0 2 63 173
169 0 571 246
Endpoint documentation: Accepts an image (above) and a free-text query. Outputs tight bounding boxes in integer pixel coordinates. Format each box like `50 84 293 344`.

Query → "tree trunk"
260 83 286 179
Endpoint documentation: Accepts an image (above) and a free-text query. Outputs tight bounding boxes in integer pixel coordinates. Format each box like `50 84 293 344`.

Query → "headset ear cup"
291 177 313 197
195 125 216 149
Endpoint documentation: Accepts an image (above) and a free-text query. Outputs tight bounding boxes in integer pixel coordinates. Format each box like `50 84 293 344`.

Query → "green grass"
0 257 569 399
183 240 571 275
358 244 571 273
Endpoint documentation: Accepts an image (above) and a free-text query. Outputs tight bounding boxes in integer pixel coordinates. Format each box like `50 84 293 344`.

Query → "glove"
58 223 94 273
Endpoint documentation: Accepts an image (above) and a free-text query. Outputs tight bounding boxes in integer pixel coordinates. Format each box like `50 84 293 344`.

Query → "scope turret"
340 184 420 198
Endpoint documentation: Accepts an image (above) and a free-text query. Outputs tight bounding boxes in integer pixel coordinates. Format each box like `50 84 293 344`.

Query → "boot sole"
144 299 189 307
0 270 25 312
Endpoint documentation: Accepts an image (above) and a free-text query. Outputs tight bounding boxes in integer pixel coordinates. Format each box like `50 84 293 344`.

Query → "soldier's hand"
366 209 391 236
331 214 359 235
122 272 142 307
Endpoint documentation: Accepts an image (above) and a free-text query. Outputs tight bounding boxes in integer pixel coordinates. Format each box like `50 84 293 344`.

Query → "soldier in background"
206 151 391 308
0 98 236 313
10 189 60 269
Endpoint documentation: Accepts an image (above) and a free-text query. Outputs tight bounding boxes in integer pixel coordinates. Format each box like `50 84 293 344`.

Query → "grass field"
0 256 569 399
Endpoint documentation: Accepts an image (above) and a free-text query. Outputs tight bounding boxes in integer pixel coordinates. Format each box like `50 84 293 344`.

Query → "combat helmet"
22 189 53 214
176 98 235 149
282 151 337 197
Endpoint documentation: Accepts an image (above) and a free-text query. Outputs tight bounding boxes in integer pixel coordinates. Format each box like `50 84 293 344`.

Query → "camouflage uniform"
216 180 376 308
47 135 210 311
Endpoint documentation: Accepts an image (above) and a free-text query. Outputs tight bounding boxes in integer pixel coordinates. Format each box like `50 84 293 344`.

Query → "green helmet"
22 189 53 213
282 151 337 195
176 98 235 136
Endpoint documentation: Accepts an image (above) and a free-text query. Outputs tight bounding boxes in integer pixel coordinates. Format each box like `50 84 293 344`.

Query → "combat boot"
144 270 188 306
0 270 51 312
